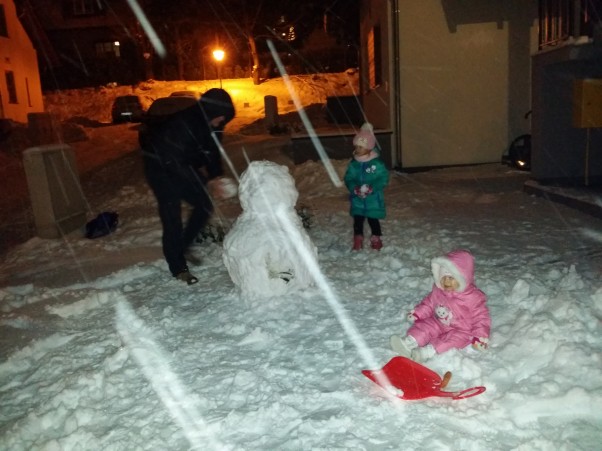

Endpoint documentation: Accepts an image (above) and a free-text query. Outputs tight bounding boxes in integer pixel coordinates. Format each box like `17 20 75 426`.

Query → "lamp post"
212 48 225 88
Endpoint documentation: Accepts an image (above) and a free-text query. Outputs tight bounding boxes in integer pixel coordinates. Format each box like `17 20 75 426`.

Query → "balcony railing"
539 0 602 49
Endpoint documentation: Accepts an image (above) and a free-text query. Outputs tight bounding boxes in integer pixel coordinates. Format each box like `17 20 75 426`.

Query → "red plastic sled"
362 356 485 400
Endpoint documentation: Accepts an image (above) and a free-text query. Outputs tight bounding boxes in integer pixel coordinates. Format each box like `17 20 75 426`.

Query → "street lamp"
212 48 225 88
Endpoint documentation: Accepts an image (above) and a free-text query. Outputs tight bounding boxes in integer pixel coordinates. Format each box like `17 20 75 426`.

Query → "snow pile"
1 65 602 448
223 161 318 299
43 71 360 129
1 160 601 450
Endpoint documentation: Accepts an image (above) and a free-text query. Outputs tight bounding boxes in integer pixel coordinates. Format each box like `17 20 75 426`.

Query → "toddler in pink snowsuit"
390 249 491 362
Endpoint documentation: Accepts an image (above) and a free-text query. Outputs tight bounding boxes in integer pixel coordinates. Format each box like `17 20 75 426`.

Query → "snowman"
222 161 318 298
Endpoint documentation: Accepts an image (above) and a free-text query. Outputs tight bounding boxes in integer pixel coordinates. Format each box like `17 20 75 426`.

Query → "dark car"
111 95 145 124
169 91 201 99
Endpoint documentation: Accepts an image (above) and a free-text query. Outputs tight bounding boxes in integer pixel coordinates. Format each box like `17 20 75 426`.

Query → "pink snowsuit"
407 250 490 354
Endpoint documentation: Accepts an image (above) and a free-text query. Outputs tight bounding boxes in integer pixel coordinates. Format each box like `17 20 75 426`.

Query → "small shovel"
362 356 485 400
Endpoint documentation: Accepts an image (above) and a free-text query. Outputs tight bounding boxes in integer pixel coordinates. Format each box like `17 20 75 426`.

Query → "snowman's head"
238 161 298 213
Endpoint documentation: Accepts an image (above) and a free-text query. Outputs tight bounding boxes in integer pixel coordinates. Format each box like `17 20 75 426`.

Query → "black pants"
353 215 381 237
144 158 212 276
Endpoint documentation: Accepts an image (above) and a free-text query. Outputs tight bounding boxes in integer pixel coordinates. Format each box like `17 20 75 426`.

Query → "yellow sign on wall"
573 79 602 128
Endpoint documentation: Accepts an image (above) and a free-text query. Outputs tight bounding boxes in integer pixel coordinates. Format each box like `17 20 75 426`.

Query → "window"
26 78 32 107
0 5 8 38
539 0 573 47
539 0 602 49
5 71 17 104
63 0 104 17
74 0 97 15
95 41 121 58
368 25 382 89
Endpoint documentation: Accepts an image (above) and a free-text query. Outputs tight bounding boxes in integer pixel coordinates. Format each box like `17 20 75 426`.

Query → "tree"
132 0 360 83
137 0 210 80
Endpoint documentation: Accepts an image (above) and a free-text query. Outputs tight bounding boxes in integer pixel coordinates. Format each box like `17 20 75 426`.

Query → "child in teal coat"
343 123 390 250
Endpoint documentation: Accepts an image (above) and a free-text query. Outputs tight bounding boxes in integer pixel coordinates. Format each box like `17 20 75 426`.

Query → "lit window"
538 0 601 49
95 41 121 58
287 26 296 42
368 25 382 89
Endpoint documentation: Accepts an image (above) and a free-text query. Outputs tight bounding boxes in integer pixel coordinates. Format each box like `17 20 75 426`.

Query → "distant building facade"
359 0 538 169
15 0 148 90
359 0 602 186
0 0 44 123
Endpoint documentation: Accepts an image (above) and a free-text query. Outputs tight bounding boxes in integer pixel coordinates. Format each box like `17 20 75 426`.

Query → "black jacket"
140 88 235 180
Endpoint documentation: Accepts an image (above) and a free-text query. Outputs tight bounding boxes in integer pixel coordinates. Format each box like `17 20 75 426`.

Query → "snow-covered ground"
1 154 601 449
43 71 361 132
1 72 602 450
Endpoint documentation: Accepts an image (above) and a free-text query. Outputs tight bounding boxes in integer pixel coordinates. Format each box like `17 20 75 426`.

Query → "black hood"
200 88 235 125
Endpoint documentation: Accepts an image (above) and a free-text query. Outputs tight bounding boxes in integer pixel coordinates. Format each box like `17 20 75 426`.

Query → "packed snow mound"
238 160 298 213
42 71 359 127
223 161 318 299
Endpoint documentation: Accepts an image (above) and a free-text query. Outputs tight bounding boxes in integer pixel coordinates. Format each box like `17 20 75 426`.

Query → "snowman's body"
223 161 318 298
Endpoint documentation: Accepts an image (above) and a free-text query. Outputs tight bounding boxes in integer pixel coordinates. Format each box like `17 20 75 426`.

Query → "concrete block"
23 144 87 239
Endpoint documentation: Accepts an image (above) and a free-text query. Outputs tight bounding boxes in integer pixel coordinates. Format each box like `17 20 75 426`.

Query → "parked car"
169 90 201 99
111 95 145 124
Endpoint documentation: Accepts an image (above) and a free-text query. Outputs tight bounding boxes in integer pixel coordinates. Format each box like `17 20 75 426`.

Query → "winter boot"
390 334 418 358
370 235 383 250
352 235 364 251
175 269 199 285
411 344 436 362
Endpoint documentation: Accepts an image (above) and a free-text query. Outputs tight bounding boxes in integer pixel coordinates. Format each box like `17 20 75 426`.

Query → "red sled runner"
362 356 485 400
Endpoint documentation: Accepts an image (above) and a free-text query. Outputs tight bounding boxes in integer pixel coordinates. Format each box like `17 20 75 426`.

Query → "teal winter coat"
343 152 389 219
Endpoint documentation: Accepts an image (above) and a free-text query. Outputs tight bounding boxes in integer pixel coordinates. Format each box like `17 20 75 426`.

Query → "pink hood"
431 249 475 292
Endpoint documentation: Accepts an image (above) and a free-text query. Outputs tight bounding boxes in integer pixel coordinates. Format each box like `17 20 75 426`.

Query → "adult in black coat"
140 88 235 284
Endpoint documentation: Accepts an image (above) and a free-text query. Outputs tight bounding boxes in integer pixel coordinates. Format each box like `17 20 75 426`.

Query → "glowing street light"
212 48 225 88
212 49 224 62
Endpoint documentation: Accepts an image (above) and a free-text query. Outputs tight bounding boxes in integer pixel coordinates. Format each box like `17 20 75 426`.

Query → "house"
15 0 238 90
359 0 602 186
359 0 538 169
15 0 147 89
0 0 44 123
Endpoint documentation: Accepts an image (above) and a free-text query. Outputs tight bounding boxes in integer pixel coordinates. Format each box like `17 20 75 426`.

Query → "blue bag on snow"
85 211 119 239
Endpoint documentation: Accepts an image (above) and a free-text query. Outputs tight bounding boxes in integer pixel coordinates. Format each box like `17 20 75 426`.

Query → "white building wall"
0 0 44 123
362 0 538 168
399 1 510 167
